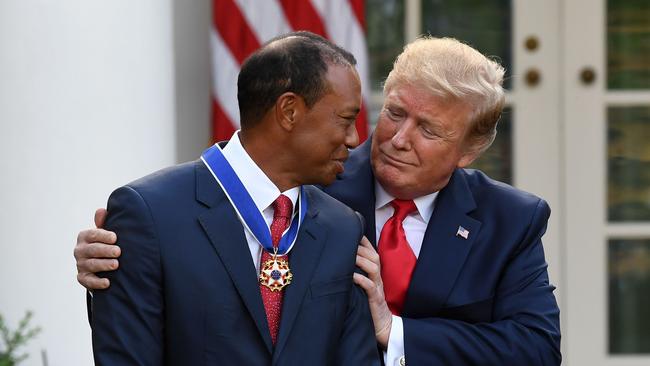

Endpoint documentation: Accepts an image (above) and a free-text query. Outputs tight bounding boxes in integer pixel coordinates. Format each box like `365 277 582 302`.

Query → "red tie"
378 199 418 315
260 194 293 345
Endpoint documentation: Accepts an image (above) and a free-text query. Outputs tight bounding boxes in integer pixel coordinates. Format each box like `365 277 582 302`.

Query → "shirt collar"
374 180 439 223
221 131 299 213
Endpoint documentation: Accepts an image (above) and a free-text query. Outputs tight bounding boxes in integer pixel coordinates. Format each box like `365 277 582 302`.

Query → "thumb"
94 208 108 228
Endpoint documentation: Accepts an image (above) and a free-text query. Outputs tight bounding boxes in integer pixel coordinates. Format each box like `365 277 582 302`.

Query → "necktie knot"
272 194 293 220
390 199 417 222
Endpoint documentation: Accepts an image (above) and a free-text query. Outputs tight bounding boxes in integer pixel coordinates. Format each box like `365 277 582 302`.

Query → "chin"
375 165 402 186
313 172 337 187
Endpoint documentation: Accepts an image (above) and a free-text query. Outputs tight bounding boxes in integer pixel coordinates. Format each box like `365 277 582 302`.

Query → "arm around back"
91 185 164 366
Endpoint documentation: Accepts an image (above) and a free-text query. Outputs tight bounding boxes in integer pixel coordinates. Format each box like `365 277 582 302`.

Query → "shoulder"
457 169 551 258
459 168 550 219
304 185 362 237
305 185 358 218
109 160 202 208
127 160 200 191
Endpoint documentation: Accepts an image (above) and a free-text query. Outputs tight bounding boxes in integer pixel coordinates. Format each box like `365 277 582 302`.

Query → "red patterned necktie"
260 194 293 345
378 199 418 315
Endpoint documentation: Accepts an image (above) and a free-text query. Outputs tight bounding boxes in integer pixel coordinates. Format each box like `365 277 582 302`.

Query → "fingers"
357 236 379 266
77 272 110 290
353 272 375 293
76 228 117 248
76 254 118 290
77 257 119 273
357 244 379 265
356 240 381 284
94 208 108 228
359 235 373 248
353 260 383 302
75 210 117 291
74 242 121 261
354 273 392 348
356 254 379 279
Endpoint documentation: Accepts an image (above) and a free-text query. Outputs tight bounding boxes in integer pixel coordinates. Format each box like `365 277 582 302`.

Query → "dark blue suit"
323 141 561 365
91 160 380 365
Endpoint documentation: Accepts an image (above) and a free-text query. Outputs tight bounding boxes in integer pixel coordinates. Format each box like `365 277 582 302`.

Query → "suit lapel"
195 162 274 353
273 188 327 362
402 169 482 317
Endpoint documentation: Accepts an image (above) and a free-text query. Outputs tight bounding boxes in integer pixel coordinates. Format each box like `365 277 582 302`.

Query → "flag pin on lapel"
456 226 469 239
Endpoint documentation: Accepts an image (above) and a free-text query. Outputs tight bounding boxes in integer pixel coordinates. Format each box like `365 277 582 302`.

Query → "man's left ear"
457 149 480 168
275 92 306 131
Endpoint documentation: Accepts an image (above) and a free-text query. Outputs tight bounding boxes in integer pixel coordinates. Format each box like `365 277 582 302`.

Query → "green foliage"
0 311 41 366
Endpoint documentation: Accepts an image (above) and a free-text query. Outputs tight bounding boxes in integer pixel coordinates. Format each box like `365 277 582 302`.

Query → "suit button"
399 355 406 366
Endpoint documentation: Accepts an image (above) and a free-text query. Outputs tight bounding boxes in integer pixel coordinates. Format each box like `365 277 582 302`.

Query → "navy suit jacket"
91 160 380 365
322 141 561 365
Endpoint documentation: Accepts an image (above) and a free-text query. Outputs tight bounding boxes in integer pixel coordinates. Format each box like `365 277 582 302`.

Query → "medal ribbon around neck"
200 144 307 256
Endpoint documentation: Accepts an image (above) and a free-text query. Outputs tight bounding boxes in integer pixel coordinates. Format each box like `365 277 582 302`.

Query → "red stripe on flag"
356 102 369 142
278 0 329 37
348 0 366 31
212 97 236 142
213 0 260 64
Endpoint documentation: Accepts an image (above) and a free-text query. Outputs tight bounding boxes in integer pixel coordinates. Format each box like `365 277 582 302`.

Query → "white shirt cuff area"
383 315 405 366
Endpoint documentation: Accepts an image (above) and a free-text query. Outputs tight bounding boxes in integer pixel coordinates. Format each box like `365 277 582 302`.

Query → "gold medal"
259 249 293 292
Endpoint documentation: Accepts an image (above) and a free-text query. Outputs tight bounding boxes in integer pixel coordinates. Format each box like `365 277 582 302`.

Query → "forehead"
322 65 361 111
384 84 471 126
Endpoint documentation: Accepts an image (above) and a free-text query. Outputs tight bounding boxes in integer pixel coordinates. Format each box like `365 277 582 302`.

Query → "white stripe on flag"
210 27 241 128
311 0 370 96
235 0 291 43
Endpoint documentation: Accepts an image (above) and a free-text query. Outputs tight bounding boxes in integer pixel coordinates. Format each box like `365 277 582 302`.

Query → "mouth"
380 150 413 167
333 159 346 174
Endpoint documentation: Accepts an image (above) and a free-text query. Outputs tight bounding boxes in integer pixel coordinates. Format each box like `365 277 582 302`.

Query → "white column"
0 1 176 364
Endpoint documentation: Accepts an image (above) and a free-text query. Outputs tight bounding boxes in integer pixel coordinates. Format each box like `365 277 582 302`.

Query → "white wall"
0 1 176 364
172 0 212 162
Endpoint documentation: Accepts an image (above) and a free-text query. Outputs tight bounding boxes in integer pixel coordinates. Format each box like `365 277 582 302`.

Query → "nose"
345 122 360 149
391 119 414 150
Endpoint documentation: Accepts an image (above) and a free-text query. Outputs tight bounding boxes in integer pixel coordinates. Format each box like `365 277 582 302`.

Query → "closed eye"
384 107 404 121
340 115 358 126
420 125 436 138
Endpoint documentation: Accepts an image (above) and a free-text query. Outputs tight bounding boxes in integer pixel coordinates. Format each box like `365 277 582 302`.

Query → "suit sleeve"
336 216 382 366
336 283 382 365
403 199 561 366
91 186 164 366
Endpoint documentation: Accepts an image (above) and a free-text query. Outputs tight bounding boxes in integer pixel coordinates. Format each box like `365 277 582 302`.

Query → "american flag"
456 226 469 240
210 0 370 142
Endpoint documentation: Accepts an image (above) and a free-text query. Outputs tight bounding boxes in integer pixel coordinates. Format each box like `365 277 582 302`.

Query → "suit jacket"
91 160 380 365
323 140 561 366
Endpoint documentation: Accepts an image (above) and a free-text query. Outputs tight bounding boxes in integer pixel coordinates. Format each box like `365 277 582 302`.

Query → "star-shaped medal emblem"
259 256 293 292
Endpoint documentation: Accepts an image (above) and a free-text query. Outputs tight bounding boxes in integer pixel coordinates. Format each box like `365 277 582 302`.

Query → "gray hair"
384 36 506 155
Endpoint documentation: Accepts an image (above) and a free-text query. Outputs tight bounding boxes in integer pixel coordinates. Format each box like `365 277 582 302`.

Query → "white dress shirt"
375 181 439 366
221 131 299 273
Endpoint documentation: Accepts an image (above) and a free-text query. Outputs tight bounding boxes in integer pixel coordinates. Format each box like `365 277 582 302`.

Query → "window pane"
608 106 650 221
468 107 512 184
609 239 650 353
607 0 650 89
421 0 512 89
366 0 404 91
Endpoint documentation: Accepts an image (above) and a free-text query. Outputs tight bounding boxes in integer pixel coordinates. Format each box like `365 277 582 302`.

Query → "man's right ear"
275 92 305 131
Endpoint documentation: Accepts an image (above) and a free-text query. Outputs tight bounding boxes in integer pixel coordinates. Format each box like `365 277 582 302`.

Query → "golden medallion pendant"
259 255 292 292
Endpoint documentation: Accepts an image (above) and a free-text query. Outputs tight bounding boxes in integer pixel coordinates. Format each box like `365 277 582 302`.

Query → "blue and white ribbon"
201 144 307 256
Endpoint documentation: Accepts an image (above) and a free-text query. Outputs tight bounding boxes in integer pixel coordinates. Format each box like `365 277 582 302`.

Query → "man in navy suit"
333 38 561 365
76 37 560 365
86 32 380 365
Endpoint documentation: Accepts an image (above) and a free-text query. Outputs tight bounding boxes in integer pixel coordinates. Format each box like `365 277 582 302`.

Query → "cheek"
373 118 395 143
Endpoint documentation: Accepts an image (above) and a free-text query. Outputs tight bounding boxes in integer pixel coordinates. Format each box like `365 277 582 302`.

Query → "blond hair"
384 37 506 155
